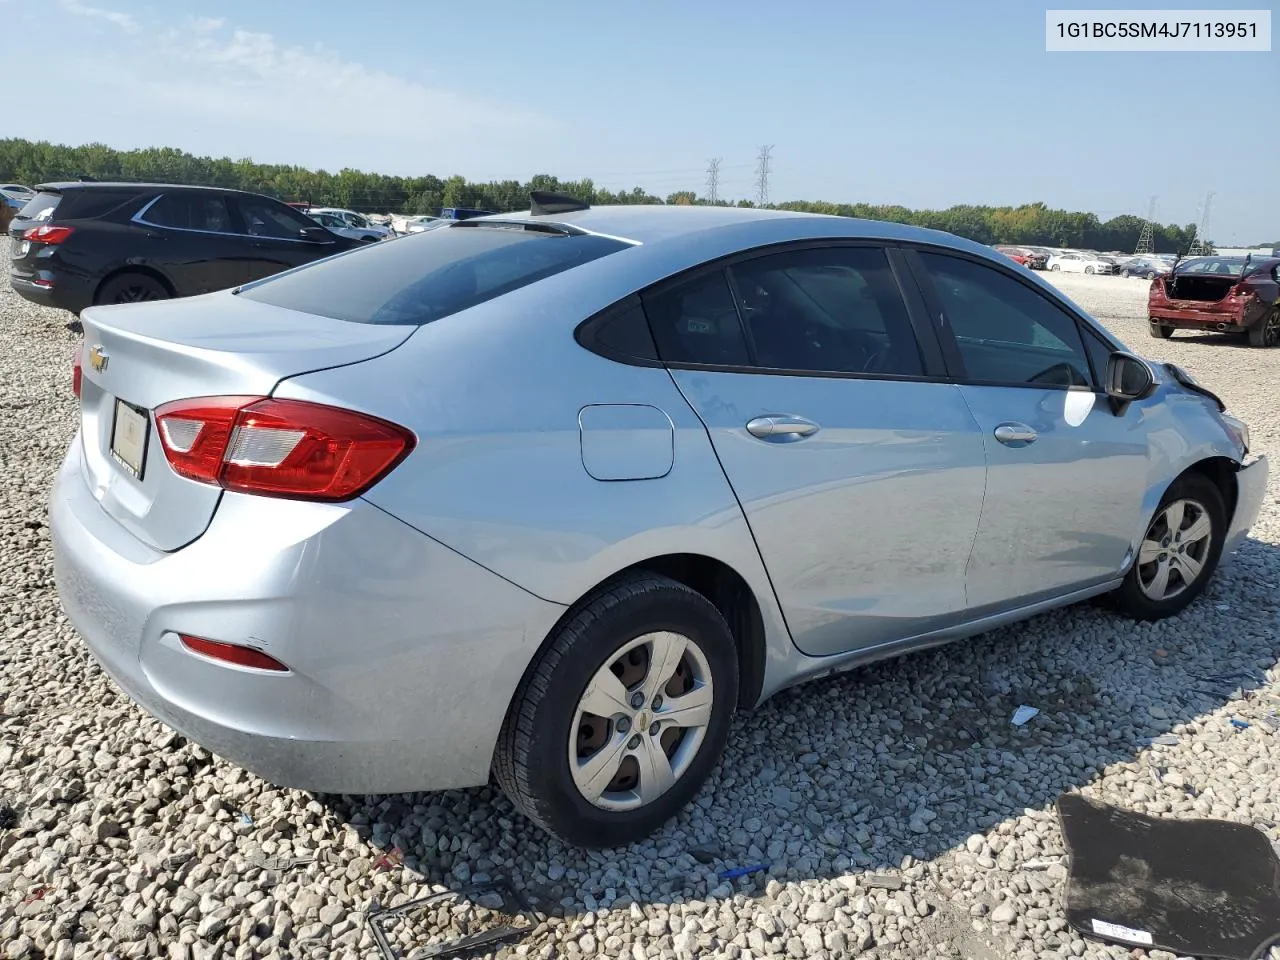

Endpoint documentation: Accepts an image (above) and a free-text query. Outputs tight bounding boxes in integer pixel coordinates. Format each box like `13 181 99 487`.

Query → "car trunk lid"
75 291 415 551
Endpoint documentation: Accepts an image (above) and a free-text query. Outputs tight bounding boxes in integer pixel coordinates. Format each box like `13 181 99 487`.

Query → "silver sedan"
51 200 1268 848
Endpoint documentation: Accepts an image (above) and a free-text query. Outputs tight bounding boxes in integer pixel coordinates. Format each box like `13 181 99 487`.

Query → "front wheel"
1247 309 1280 348
1109 473 1225 621
1121 269 1131 278
493 574 738 848
1084 266 1095 275
1050 264 1061 271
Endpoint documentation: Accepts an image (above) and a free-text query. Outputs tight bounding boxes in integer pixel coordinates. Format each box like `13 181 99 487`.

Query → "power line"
706 158 722 206
754 145 773 208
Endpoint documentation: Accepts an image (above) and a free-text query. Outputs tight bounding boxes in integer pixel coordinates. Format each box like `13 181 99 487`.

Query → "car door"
906 248 1151 611
231 195 341 281
133 192 252 293
643 243 988 657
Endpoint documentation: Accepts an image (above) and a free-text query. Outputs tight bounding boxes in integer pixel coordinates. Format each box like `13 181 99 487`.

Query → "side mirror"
1105 351 1155 409
300 225 331 243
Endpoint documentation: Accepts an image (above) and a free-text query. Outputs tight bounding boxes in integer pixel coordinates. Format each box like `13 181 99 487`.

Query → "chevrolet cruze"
50 196 1268 848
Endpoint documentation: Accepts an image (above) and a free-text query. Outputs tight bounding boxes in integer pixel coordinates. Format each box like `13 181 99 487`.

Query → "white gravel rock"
2 273 1279 959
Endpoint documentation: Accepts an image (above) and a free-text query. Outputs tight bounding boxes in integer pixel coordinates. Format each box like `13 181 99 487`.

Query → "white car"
306 210 393 243
402 215 446 234
1047 251 1114 275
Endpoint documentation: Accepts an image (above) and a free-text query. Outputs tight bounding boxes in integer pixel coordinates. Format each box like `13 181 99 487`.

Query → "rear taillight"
72 348 82 398
179 634 289 671
153 396 415 501
25 224 74 245
1229 282 1253 298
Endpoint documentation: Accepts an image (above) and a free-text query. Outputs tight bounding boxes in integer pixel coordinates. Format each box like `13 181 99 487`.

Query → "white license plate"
110 399 150 479
11 239 28 259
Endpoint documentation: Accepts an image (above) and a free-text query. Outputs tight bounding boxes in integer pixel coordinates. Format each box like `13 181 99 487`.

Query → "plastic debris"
238 812 253 825
21 886 48 904
373 847 404 872
367 878 540 960
1011 705 1039 727
1023 858 1063 871
1230 718 1251 730
1139 734 1179 747
717 863 769 880
246 852 314 872
1262 712 1280 732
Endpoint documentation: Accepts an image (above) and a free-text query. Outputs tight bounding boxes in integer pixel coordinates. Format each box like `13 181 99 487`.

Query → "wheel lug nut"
617 717 630 733
652 696 663 710
628 735 641 750
630 692 644 709
649 722 660 737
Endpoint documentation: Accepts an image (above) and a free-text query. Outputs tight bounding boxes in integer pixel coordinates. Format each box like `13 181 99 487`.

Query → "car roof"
34 181 257 196
477 204 984 251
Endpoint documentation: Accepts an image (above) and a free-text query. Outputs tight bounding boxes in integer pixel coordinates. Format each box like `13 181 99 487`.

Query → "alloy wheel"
1137 499 1213 601
1266 311 1280 347
569 631 713 812
114 285 161 303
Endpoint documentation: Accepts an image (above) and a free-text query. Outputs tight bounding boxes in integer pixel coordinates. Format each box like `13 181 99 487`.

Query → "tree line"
2 137 1207 253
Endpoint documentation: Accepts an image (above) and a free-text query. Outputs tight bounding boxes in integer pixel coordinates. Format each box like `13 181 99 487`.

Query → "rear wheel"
1085 266 1095 275
1110 473 1225 621
1050 264 1061 271
1247 309 1280 348
96 272 170 305
1148 321 1173 339
493 574 738 848
1121 269 1132 278
1146 271 1157 280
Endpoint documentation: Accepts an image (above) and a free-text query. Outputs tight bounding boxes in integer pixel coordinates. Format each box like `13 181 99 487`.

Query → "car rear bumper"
10 272 92 315
1221 455 1269 566
50 433 565 794
1149 303 1248 330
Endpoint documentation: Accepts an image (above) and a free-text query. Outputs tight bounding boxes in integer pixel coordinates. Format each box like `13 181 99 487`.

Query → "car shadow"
315 535 1280 939
1172 331 1254 350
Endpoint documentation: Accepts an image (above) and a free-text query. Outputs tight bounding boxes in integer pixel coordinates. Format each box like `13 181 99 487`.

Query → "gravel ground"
2 271 1279 960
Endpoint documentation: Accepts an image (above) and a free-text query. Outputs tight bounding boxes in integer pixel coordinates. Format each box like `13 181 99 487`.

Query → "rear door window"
17 191 62 222
142 194 236 233
234 197 321 239
237 222 630 325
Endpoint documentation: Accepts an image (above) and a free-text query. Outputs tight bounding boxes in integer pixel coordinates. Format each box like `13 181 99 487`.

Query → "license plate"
10 239 27 259
110 399 150 479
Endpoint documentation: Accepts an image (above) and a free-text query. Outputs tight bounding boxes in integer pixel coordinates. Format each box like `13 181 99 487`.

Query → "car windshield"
1177 258 1246 276
237 222 631 325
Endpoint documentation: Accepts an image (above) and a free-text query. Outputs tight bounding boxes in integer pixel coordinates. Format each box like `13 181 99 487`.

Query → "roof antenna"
530 191 589 216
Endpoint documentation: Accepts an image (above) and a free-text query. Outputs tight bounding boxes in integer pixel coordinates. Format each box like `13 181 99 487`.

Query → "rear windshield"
237 222 631 325
17 191 62 222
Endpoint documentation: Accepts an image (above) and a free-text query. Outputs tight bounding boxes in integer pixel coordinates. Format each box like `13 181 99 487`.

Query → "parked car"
303 207 394 239
1148 255 1280 347
1116 256 1172 280
995 245 1048 270
403 215 445 234
8 182 362 315
440 207 496 221
307 210 391 243
51 200 1267 848
1047 251 1115 275
0 184 33 234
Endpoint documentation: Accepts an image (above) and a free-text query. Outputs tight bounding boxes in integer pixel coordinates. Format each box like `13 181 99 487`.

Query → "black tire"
1050 264 1061 271
493 573 738 848
1110 472 1226 621
1148 321 1174 339
1121 269 1131 278
95 272 170 306
1247 309 1280 348
1146 271 1156 280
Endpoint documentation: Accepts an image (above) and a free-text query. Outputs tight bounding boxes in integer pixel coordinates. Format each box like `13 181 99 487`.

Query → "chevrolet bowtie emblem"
89 345 109 374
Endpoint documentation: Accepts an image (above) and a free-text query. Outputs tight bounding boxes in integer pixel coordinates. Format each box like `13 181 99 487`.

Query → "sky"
5 0 1277 242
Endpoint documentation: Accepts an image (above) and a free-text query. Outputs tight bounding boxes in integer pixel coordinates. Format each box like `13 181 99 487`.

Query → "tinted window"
17 191 62 222
920 252 1092 388
143 194 235 233
582 299 659 361
728 246 923 376
235 197 319 239
1080 323 1116 385
238 223 629 325
642 271 750 366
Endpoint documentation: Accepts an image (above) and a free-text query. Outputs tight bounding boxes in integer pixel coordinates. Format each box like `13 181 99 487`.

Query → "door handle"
993 422 1038 446
746 415 820 440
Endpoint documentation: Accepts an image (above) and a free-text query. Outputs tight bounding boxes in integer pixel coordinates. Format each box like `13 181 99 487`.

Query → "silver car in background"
51 199 1268 848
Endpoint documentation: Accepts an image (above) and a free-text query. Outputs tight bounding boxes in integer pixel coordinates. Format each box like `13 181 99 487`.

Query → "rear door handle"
746 415 820 440
993 422 1038 446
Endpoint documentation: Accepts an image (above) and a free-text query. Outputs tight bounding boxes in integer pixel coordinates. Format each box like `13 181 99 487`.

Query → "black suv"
8 182 363 315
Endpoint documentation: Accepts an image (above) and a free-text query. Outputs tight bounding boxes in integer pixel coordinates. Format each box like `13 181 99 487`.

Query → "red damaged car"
1148 255 1280 347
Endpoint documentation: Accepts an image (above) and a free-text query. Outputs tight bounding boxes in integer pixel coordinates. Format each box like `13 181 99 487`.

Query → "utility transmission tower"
754 145 773 208
705 158 722 206
1187 191 1215 256
1134 195 1157 255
